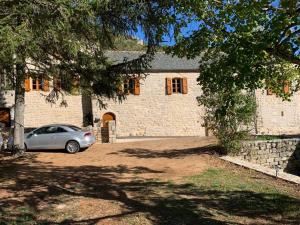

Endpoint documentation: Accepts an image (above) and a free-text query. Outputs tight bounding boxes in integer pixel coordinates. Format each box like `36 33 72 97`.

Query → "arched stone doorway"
101 112 116 143
102 112 116 128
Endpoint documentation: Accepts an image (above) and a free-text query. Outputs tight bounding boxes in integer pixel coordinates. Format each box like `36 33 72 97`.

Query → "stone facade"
1 79 91 128
239 139 300 175
92 72 205 137
3 71 300 138
256 89 300 135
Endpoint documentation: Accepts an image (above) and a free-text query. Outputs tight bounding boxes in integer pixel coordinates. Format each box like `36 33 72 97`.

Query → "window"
56 127 68 133
29 76 49 92
32 76 43 91
123 78 140 95
172 78 182 93
166 77 188 95
67 125 82 131
124 78 135 94
34 127 49 135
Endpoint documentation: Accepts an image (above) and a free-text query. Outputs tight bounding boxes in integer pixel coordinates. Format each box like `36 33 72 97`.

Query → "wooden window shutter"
43 79 50 92
182 77 188 94
283 81 289 94
166 78 172 95
134 78 140 95
24 77 31 92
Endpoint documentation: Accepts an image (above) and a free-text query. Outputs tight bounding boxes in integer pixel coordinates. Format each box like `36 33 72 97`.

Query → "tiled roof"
106 51 200 72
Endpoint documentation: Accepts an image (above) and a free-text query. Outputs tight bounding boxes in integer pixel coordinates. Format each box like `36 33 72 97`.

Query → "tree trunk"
13 63 25 156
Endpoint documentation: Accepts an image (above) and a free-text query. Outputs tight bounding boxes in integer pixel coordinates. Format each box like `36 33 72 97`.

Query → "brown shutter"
134 78 140 95
166 78 172 95
182 77 188 94
43 79 50 92
24 77 31 92
283 81 289 94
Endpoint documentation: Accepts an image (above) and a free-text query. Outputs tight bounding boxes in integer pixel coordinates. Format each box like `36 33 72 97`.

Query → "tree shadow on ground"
285 142 300 176
0 153 299 225
110 145 221 159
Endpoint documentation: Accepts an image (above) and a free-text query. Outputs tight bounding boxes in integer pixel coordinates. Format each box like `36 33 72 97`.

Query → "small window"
32 76 43 91
67 125 82 131
172 78 182 93
34 127 49 135
56 127 67 133
123 78 135 95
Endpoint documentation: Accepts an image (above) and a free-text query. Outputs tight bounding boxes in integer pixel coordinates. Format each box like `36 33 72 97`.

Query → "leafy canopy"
0 0 176 103
172 0 300 98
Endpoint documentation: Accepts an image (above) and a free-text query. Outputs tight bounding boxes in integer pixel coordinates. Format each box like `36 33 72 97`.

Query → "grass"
0 166 299 224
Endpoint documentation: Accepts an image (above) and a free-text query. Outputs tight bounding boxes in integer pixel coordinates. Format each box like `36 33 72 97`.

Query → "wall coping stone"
242 138 300 144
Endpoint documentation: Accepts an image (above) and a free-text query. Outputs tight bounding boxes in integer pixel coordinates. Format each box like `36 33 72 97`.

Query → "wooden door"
0 108 10 127
102 113 115 128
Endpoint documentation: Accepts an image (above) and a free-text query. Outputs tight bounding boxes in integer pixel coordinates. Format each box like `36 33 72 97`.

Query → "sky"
134 21 200 47
134 0 282 47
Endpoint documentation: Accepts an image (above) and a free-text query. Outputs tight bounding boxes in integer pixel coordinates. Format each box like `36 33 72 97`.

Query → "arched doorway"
0 108 11 127
102 112 116 128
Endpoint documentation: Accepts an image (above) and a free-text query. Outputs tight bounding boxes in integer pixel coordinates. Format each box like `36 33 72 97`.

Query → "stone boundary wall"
239 139 300 176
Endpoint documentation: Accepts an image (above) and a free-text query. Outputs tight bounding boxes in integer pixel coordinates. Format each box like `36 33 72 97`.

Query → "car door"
52 126 69 149
25 127 47 149
37 126 58 149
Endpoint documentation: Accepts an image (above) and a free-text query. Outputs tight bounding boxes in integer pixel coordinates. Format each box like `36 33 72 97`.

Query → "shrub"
198 89 257 155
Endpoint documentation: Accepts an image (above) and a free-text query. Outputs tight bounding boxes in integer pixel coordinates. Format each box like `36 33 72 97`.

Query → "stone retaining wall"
239 139 300 176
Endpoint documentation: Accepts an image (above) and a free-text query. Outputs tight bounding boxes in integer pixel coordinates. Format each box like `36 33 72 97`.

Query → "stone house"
1 51 300 139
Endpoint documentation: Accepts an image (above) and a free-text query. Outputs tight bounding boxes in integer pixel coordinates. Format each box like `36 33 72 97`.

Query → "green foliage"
0 0 176 103
169 1 300 153
171 0 300 98
113 36 146 51
198 89 257 155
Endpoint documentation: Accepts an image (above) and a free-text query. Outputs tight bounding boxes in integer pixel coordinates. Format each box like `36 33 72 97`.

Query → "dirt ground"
35 136 221 180
0 137 299 224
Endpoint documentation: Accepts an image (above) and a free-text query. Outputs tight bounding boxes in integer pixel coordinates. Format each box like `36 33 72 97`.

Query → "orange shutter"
166 78 172 95
24 77 31 92
43 79 50 92
134 78 140 95
182 77 188 94
283 81 289 94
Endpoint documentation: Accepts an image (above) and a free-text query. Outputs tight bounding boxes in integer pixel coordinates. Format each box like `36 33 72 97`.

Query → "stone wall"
92 72 205 137
239 139 300 176
1 81 91 128
4 72 300 137
255 89 300 135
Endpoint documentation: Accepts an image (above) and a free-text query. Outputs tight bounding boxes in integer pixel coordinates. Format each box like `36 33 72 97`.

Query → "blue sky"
134 0 281 46
134 21 200 46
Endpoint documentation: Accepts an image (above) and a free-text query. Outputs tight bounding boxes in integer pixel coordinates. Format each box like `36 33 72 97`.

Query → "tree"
0 0 175 156
171 0 300 95
168 0 300 151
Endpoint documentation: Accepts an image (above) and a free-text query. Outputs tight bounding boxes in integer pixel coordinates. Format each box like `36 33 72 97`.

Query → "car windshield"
67 125 82 131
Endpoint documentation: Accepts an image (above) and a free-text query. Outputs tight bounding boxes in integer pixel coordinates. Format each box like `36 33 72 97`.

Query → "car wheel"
65 140 80 154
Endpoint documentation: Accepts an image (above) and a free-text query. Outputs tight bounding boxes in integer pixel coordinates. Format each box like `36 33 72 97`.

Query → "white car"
8 124 96 153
